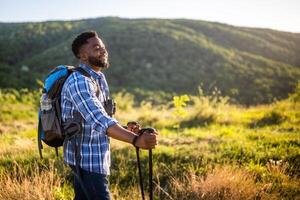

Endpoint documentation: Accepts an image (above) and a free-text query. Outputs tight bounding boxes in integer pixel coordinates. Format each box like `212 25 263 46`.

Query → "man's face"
80 36 109 68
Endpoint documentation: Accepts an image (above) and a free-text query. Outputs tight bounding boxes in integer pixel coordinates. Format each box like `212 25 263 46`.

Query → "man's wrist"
132 134 139 147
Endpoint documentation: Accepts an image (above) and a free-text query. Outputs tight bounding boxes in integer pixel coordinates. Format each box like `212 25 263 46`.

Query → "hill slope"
0 17 300 104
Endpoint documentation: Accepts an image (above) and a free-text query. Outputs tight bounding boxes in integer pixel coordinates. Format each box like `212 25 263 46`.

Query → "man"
61 31 158 200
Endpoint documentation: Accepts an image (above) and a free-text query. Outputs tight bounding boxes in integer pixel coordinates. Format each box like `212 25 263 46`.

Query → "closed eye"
94 45 105 52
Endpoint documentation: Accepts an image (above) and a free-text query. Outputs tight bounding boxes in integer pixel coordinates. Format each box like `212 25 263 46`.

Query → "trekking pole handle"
132 127 156 148
138 127 155 135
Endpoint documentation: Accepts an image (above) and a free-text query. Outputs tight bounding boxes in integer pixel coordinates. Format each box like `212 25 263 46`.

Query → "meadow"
0 85 299 200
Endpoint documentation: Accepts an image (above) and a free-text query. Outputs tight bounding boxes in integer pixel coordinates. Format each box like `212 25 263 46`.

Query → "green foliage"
181 87 229 127
0 89 300 199
289 81 300 103
1 18 300 105
0 89 40 122
172 95 190 129
172 95 190 117
249 110 287 127
112 91 134 112
136 101 160 126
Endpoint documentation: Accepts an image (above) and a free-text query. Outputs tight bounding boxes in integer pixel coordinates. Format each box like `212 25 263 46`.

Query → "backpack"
37 65 97 159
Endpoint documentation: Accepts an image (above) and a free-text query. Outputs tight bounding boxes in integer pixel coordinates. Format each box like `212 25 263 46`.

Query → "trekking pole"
136 147 145 200
149 149 153 200
135 128 155 200
136 148 153 200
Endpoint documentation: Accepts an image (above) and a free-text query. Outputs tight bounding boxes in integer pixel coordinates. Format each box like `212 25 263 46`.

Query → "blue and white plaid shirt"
61 63 117 175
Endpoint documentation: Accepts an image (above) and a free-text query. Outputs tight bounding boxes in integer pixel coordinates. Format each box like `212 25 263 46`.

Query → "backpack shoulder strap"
72 67 100 97
72 67 91 78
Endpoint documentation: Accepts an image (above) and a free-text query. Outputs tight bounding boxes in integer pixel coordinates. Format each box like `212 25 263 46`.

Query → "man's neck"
80 61 102 73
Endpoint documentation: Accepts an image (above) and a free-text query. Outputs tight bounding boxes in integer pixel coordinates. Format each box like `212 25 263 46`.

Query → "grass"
0 88 299 199
170 166 279 200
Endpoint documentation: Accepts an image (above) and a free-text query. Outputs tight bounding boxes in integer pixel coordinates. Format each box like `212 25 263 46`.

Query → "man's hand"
107 123 158 149
135 129 158 149
126 121 140 134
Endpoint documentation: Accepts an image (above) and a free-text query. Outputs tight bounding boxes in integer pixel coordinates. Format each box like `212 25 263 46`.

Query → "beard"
88 55 109 68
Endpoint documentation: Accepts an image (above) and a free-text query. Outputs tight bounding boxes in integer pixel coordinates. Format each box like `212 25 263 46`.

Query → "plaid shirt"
61 63 117 175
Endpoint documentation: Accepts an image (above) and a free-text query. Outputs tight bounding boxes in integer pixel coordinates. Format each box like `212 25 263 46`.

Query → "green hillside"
0 17 300 104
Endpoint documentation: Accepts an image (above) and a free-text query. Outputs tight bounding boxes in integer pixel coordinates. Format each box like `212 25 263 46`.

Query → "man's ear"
78 44 89 61
79 48 88 61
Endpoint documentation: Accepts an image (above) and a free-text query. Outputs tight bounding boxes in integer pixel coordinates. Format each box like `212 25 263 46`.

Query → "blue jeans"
70 166 111 200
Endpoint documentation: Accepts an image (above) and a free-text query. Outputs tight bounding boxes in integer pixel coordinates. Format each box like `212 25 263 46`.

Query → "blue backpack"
37 65 97 158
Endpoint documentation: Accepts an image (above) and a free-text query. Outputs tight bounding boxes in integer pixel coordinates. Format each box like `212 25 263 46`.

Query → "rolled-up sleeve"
67 75 117 134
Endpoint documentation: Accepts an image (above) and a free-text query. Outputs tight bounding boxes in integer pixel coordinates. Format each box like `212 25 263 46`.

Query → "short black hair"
72 31 98 59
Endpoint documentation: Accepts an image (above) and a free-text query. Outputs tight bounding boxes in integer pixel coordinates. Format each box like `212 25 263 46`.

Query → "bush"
289 81 300 103
249 110 287 128
181 87 229 127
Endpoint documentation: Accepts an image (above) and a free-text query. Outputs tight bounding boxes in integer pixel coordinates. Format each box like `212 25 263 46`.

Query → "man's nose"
100 47 107 54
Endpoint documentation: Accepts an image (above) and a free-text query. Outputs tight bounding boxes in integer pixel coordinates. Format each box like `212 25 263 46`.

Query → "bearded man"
61 31 158 200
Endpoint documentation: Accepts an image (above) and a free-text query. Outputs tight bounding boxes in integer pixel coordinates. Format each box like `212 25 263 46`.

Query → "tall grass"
0 88 299 199
170 166 278 200
0 161 73 200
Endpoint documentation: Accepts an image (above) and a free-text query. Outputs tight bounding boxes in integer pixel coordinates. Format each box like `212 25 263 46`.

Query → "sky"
0 0 299 33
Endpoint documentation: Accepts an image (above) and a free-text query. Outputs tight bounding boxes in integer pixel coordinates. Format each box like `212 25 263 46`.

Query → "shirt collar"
79 63 104 80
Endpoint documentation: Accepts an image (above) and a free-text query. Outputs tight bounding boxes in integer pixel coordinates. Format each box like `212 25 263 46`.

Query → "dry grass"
110 185 141 200
0 161 72 200
171 166 278 200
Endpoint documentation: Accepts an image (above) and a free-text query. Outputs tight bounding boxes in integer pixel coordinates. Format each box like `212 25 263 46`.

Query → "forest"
1 17 300 105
